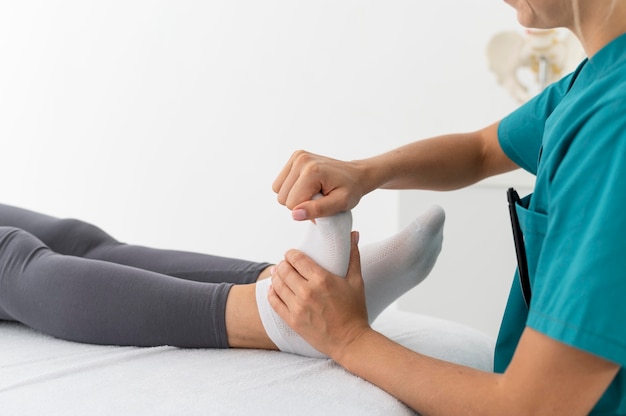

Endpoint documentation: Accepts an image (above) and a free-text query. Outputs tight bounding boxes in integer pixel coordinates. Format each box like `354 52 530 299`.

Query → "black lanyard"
507 188 532 308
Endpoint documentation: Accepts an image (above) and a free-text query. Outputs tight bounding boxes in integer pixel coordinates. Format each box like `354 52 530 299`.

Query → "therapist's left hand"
268 231 371 359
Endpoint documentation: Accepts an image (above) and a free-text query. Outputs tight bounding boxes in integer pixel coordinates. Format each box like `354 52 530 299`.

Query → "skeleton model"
487 29 585 103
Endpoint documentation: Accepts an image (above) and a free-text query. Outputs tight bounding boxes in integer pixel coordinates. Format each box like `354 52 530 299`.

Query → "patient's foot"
297 209 352 277
256 206 352 358
360 205 444 323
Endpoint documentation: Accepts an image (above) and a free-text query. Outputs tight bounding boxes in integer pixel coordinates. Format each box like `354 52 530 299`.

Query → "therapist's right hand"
272 150 368 221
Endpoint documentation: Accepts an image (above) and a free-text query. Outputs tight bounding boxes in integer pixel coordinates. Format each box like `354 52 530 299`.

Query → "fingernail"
353 231 360 244
292 209 307 221
270 266 276 275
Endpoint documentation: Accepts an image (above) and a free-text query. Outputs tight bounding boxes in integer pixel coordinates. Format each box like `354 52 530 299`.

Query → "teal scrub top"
496 32 626 414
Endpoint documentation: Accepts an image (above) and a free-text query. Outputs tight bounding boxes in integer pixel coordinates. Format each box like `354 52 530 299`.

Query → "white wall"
396 175 535 338
0 1 521 270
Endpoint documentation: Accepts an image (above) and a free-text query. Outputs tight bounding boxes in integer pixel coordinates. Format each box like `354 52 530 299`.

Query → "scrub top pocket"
513 193 548 302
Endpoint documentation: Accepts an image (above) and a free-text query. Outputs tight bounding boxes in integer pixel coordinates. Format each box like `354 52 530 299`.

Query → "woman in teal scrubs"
268 0 626 413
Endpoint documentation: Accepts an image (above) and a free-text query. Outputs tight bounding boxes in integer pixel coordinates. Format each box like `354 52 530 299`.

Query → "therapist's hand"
268 232 371 359
272 150 368 220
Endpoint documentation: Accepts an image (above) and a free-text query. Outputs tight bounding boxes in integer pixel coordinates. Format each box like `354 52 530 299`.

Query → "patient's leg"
225 284 278 349
0 226 275 349
0 203 444 353
0 203 271 284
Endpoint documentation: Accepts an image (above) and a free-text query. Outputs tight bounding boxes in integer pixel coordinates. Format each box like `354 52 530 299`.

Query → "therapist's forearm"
333 328 508 416
354 122 517 193
333 327 613 416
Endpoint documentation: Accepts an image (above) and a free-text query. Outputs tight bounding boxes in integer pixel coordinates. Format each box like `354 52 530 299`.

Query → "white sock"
361 204 445 323
256 208 352 358
296 209 353 277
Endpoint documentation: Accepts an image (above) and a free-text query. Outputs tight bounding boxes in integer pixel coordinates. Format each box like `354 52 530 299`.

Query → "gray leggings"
0 203 271 348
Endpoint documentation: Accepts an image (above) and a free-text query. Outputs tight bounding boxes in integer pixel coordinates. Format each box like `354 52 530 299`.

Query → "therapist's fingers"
268 261 298 320
290 189 354 222
268 255 312 310
272 151 321 211
345 231 364 290
272 150 364 220
267 280 289 317
271 150 298 195
281 249 324 287
269 262 295 300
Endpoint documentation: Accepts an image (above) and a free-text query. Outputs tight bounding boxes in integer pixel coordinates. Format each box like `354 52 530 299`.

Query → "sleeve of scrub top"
527 98 626 367
498 72 576 175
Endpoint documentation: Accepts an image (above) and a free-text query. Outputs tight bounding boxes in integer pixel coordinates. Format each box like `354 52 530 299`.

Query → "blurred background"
1 1 562 337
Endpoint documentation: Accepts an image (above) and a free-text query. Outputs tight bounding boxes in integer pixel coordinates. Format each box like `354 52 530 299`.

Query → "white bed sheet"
0 309 494 415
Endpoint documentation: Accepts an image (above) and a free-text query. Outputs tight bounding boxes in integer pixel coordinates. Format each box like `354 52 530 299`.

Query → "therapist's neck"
571 2 626 57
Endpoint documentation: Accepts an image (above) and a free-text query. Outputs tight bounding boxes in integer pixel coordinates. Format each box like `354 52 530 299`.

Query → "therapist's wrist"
350 158 386 196
330 324 376 367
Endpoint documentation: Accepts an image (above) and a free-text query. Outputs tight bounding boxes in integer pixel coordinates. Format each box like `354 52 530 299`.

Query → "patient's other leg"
0 203 271 284
360 205 445 323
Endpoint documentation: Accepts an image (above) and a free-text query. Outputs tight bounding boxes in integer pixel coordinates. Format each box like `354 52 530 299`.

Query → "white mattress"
0 309 494 415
